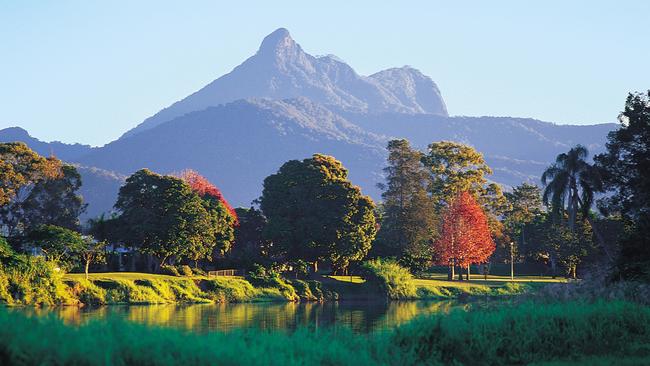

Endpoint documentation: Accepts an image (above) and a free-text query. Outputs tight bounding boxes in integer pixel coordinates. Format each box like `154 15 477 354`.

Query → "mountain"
0 127 124 219
1 28 618 219
80 98 387 206
121 28 447 138
0 127 95 161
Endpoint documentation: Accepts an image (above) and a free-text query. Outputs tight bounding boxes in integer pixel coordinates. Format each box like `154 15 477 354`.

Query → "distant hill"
0 28 618 219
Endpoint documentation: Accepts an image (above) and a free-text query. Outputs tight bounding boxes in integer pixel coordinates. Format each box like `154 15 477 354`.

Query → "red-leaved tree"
178 170 238 224
434 191 495 280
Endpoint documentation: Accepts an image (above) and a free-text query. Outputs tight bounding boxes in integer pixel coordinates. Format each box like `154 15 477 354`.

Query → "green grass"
0 300 647 365
326 272 558 299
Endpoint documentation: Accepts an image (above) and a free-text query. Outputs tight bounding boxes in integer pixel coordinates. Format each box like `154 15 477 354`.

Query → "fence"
207 269 244 277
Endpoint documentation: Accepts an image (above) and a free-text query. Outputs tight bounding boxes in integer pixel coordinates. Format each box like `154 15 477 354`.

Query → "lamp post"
510 241 514 281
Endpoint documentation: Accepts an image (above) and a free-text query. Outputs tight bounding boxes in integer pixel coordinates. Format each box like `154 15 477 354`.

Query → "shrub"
160 265 180 277
179 265 193 277
0 255 75 305
361 258 417 299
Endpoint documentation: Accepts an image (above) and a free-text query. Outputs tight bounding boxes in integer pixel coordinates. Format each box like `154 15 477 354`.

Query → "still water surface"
14 300 485 333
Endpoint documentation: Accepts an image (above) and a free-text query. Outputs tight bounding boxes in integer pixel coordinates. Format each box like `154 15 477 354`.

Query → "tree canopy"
434 191 495 271
375 139 437 271
113 169 214 266
260 154 377 273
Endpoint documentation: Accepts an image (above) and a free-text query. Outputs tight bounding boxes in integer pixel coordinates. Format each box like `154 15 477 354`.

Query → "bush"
179 265 193 277
0 237 13 262
361 258 417 299
160 265 180 277
0 255 75 305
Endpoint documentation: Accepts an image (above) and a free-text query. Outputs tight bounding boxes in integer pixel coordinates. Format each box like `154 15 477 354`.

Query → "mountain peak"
258 28 296 55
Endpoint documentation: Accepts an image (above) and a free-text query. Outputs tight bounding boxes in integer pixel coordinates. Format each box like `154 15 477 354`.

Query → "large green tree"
260 154 377 274
595 91 650 279
114 169 214 267
375 139 437 272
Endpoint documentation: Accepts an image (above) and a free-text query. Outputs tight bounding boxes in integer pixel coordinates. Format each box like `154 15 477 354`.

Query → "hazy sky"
2 1 648 146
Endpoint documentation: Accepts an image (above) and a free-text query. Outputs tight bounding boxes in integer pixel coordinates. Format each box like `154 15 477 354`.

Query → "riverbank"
1 265 565 306
1 300 648 365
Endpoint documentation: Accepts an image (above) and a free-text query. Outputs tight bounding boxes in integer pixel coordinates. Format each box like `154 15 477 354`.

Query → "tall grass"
0 300 648 365
361 258 417 299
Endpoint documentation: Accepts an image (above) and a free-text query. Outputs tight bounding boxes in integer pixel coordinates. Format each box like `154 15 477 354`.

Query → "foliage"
503 183 544 259
227 207 272 269
19 164 86 231
375 139 437 272
159 265 181 277
1 300 648 365
260 154 377 273
421 141 508 250
0 143 63 237
524 213 594 278
0 255 74 305
0 237 13 261
77 237 106 279
179 265 193 277
595 91 650 280
434 192 495 269
0 142 61 208
25 224 85 265
113 169 214 266
361 258 417 299
178 170 237 260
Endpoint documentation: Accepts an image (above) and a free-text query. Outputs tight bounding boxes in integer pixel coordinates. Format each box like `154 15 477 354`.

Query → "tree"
524 213 594 278
26 224 85 265
503 183 544 260
542 146 611 260
20 164 86 231
260 154 377 274
434 192 495 280
0 143 62 236
376 139 437 272
595 90 650 279
178 170 238 266
421 141 508 237
0 142 61 207
77 237 107 279
227 207 272 269
114 169 213 268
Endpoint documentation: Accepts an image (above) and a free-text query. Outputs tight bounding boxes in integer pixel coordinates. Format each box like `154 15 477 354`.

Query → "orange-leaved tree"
434 191 495 280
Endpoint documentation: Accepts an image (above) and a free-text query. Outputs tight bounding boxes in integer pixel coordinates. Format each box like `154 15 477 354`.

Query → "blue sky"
1 1 648 146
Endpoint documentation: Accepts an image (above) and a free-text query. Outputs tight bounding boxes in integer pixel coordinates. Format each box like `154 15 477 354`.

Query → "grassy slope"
0 300 647 365
51 272 565 305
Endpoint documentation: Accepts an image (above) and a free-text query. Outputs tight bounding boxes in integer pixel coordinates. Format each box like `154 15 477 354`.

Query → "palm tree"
541 145 612 261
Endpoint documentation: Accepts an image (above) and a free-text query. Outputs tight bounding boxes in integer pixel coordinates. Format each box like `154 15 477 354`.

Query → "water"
12 300 479 334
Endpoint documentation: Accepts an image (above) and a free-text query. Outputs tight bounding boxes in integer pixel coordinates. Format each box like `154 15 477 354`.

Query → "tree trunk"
457 265 463 281
85 259 90 280
550 254 557 278
467 263 471 280
449 260 455 281
313 261 318 273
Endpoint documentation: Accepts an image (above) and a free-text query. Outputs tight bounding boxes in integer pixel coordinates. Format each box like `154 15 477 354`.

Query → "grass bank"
0 300 648 365
1 267 562 306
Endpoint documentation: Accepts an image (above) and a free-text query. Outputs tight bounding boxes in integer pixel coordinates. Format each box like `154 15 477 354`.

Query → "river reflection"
14 300 479 333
